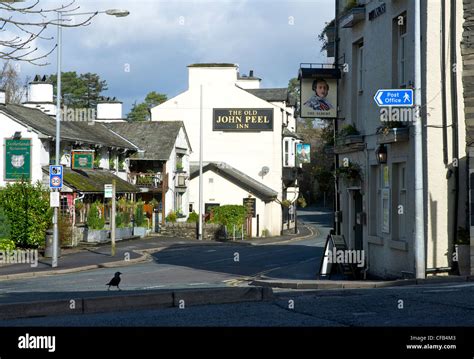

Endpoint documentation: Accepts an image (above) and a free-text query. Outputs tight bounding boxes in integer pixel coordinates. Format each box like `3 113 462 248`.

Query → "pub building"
151 64 301 237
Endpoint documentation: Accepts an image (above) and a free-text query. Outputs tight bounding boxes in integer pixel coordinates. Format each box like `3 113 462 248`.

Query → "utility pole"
198 84 204 240
111 179 116 256
414 0 426 279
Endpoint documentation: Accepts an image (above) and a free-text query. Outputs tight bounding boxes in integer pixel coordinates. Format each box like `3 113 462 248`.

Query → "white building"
151 64 299 237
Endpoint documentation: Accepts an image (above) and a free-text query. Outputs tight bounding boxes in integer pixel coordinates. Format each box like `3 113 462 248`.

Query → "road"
1 281 474 326
0 207 332 304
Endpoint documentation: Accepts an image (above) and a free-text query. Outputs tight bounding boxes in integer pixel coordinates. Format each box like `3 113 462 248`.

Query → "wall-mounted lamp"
13 131 21 140
375 144 388 164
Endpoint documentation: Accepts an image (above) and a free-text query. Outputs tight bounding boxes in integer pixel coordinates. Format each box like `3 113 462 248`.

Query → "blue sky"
14 0 335 114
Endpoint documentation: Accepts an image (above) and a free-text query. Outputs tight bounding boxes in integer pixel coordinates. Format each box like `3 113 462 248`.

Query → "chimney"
0 89 5 105
23 75 56 115
96 97 124 122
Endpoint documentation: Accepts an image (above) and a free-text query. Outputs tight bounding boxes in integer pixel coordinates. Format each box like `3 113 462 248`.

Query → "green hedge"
0 181 52 248
211 205 248 234
87 201 105 230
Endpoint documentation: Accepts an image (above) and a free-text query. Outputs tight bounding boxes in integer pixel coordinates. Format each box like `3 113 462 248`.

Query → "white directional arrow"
375 91 383 106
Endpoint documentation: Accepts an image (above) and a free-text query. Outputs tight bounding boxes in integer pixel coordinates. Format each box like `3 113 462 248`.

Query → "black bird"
106 272 122 291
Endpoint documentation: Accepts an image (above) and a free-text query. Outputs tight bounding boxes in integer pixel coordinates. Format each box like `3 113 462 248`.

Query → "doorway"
353 191 363 251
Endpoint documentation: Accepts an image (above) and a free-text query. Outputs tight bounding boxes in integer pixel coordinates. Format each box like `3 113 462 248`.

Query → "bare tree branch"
0 0 98 66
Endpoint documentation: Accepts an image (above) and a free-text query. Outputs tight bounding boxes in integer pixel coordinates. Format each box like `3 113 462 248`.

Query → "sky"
11 0 335 115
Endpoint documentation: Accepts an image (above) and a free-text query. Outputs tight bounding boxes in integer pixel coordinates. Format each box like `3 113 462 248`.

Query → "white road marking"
188 282 209 286
142 285 165 289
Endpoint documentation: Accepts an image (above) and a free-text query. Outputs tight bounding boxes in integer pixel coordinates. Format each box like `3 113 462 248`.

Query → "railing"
128 172 163 188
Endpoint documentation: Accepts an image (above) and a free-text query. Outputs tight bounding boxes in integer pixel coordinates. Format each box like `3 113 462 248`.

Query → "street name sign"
374 89 413 107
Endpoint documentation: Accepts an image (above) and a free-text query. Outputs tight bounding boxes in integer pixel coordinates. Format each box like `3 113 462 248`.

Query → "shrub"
0 206 11 239
211 205 248 235
166 210 177 223
87 201 105 230
0 238 16 251
58 213 73 247
187 211 199 223
0 181 52 248
115 212 124 228
135 201 145 227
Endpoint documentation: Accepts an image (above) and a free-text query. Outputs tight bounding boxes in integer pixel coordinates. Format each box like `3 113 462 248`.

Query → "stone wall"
159 222 223 240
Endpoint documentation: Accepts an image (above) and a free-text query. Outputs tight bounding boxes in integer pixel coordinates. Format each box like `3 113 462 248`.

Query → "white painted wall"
188 170 268 237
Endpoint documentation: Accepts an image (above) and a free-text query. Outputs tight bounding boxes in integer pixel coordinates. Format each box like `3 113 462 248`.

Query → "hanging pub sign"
213 108 273 131
299 66 340 119
4 138 32 181
71 150 94 170
296 143 311 165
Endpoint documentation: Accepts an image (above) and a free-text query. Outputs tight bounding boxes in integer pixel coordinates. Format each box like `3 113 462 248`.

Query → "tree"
287 77 300 118
49 71 108 108
0 1 98 65
127 91 168 121
0 61 28 103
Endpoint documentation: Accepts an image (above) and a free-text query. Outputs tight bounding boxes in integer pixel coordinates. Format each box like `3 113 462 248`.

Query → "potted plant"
336 162 363 187
133 200 147 237
85 201 108 242
455 227 470 276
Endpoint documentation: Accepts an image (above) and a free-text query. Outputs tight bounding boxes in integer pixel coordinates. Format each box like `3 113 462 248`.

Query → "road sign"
104 184 113 198
374 89 413 107
49 165 63 189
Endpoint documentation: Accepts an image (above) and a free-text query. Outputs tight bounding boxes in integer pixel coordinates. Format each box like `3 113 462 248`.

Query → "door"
353 191 363 251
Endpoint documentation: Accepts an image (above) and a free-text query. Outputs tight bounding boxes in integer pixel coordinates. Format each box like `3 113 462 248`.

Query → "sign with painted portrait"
4 138 31 181
301 77 338 119
296 143 311 165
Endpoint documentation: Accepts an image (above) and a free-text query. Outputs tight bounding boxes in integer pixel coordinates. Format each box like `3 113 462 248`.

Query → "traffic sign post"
374 89 413 107
49 165 63 189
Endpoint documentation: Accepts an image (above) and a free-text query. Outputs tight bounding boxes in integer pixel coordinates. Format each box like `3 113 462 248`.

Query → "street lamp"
375 144 388 164
52 9 129 268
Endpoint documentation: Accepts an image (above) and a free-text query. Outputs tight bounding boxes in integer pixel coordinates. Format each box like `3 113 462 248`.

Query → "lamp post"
52 9 129 268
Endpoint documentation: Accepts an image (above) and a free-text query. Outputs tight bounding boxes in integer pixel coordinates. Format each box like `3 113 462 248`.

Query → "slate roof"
245 88 297 106
0 104 136 149
106 121 188 161
189 161 278 202
42 167 139 193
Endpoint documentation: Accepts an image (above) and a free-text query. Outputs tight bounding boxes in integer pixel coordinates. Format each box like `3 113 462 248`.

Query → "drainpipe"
334 0 341 235
450 0 460 259
441 0 448 166
414 0 426 279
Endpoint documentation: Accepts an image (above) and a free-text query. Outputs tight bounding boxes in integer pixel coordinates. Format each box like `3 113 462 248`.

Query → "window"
397 13 407 87
357 43 364 93
283 138 295 167
174 192 183 214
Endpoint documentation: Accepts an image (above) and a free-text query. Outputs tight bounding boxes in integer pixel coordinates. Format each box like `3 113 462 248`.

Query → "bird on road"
106 272 122 291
